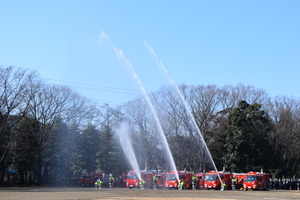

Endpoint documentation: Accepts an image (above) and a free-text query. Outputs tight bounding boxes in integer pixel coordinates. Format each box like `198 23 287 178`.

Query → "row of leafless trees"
1 66 299 185
0 66 100 184
123 84 300 177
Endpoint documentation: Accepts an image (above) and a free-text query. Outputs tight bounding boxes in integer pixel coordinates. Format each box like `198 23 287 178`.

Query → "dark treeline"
0 66 299 186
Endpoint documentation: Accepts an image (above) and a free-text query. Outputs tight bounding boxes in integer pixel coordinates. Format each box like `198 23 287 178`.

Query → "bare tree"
97 103 123 174
0 66 39 183
152 86 198 171
122 97 156 170
27 83 85 183
220 84 267 110
182 84 224 171
62 92 98 128
265 96 300 177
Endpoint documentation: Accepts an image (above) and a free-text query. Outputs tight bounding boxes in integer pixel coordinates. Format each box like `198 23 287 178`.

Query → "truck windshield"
245 175 256 182
127 174 137 179
165 174 177 181
205 175 217 181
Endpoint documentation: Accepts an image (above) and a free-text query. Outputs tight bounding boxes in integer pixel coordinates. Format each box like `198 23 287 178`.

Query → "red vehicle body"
204 171 232 190
126 171 140 189
141 171 155 188
156 173 165 187
114 174 127 187
78 174 93 186
78 173 104 187
243 171 270 190
126 170 153 189
232 173 246 189
165 171 193 189
196 173 205 189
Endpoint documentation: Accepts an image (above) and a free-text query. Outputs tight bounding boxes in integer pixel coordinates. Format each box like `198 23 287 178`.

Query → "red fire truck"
78 174 92 187
126 170 154 189
114 174 127 187
141 171 155 188
156 173 165 188
243 171 270 190
165 171 193 189
78 173 104 187
196 173 205 189
204 171 232 190
232 173 246 189
126 170 140 189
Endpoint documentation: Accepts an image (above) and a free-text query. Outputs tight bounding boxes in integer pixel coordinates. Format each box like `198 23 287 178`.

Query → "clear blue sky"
1 0 299 106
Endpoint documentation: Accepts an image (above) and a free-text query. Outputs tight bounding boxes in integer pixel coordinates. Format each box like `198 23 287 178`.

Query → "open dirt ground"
0 187 299 200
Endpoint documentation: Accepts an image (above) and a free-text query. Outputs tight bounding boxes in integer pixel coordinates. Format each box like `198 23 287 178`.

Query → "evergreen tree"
98 104 122 175
50 118 74 185
68 121 82 181
15 117 39 184
225 100 272 172
210 113 229 170
108 135 129 176
78 123 100 173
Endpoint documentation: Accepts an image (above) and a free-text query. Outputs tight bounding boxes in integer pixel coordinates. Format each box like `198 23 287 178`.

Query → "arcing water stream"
114 46 179 182
117 121 141 181
143 41 222 182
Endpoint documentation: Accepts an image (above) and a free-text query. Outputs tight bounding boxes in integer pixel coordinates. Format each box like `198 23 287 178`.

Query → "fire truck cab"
165 171 193 189
126 171 140 189
204 171 232 190
243 171 270 190
126 170 154 189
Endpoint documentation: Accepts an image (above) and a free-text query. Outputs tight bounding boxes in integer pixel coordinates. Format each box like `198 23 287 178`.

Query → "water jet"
114 46 179 182
144 41 221 182
116 121 142 181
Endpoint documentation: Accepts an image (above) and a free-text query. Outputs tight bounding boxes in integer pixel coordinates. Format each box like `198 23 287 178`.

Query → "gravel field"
0 187 300 200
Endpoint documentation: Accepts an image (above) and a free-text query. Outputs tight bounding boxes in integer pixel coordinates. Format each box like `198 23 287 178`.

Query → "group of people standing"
269 178 300 190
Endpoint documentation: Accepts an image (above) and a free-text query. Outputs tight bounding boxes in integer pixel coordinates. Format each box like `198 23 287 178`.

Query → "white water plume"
143 41 222 182
117 121 141 181
114 46 179 182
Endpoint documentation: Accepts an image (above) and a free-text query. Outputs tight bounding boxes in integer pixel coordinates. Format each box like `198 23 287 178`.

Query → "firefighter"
94 179 99 189
152 174 158 190
95 179 102 189
178 180 184 190
109 175 115 189
192 174 197 190
139 179 145 190
231 177 237 191
221 180 226 191
119 176 124 187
